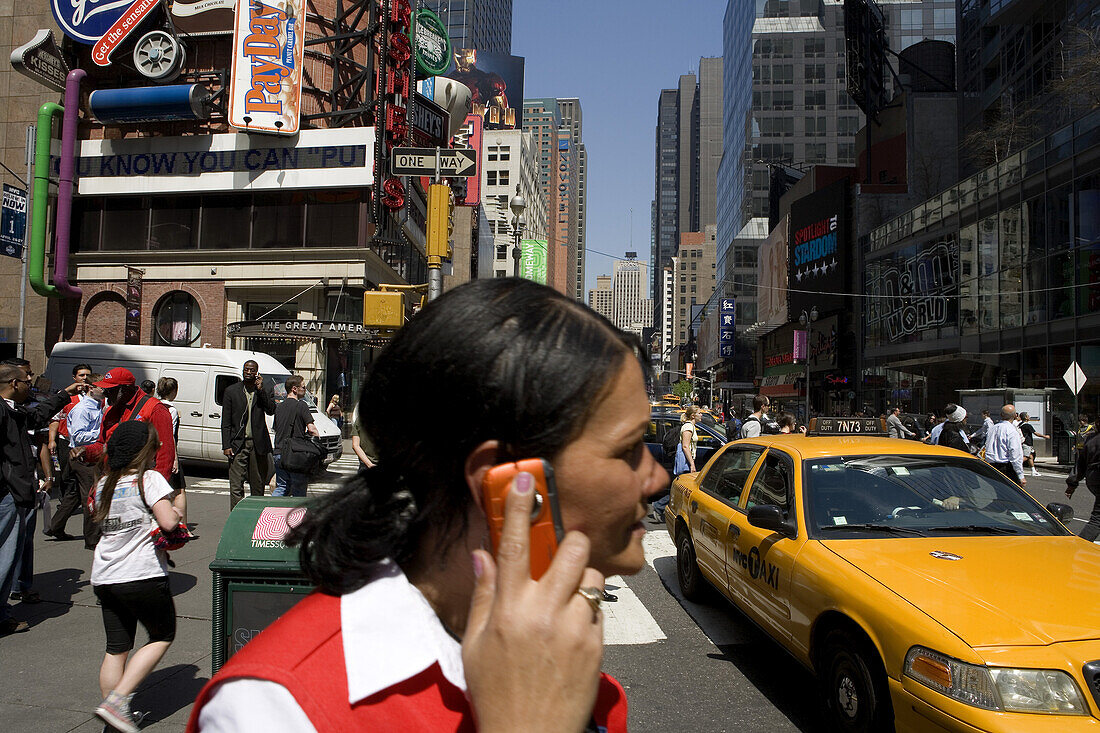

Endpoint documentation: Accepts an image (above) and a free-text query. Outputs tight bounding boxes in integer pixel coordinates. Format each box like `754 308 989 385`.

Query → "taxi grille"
1083 661 1100 709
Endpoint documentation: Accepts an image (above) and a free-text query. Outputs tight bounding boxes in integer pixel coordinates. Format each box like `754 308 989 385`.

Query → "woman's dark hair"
289 278 645 594
91 422 159 523
778 412 797 431
156 376 178 400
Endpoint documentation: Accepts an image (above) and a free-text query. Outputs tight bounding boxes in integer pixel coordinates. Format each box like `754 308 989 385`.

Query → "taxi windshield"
265 374 319 410
804 455 1069 538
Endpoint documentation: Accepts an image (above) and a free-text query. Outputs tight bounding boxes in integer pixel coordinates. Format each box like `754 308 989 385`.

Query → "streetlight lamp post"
799 306 818 422
509 184 526 277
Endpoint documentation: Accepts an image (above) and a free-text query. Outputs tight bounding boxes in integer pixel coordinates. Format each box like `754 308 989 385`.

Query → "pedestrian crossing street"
187 458 725 648
185 454 363 494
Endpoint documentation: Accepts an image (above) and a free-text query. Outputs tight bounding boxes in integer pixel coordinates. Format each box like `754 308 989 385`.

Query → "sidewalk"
1 450 360 731
1 490 226 732
1033 455 1073 475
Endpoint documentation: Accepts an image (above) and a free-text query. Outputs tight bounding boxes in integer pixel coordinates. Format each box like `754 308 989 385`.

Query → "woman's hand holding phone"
463 472 606 733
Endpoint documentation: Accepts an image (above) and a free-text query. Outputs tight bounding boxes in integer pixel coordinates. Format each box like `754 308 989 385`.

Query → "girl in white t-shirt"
89 421 182 733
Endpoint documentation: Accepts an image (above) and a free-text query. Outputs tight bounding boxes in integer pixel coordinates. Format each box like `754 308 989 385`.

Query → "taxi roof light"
806 417 889 437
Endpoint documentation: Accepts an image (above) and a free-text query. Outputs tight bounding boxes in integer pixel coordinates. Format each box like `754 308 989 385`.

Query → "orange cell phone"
482 458 564 580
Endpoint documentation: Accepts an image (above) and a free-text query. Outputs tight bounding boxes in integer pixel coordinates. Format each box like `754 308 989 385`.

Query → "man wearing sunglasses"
0 364 82 635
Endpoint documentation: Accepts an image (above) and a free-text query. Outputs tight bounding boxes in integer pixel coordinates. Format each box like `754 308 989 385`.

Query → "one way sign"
391 147 478 177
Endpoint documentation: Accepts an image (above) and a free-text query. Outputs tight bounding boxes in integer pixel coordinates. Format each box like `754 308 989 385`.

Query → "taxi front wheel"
820 629 894 733
676 530 708 602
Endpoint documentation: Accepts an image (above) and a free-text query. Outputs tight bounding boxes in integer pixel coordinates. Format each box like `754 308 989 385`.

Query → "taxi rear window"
803 455 1069 538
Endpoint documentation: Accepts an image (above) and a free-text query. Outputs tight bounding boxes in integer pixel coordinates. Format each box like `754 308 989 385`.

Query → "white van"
44 343 343 466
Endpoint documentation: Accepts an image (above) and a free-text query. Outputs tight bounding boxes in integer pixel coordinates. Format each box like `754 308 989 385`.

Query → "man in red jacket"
77 368 176 483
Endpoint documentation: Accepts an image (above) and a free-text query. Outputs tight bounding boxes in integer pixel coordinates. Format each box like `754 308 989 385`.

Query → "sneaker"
1032 470 1041 477
95 691 139 733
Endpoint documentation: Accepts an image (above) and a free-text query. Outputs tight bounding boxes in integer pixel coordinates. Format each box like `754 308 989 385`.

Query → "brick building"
2 1 422 409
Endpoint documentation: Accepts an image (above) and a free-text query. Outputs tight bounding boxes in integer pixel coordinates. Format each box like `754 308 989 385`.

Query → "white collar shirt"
984 421 1024 479
197 562 467 733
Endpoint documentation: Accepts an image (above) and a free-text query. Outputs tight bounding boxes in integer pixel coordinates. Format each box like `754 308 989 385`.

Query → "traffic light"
427 183 451 260
362 291 405 329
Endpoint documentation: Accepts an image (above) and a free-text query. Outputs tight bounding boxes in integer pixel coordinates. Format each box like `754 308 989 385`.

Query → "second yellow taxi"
665 417 1100 732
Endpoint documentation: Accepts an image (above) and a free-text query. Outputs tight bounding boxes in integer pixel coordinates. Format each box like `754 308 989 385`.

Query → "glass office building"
862 109 1100 423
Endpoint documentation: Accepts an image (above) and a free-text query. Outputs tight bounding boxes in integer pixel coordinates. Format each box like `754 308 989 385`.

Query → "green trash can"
210 497 314 673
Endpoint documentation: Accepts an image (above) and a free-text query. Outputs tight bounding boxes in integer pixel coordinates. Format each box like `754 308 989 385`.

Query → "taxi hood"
821 536 1100 647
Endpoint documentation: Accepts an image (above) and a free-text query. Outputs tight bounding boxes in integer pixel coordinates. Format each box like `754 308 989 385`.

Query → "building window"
805 117 827 136
153 291 201 346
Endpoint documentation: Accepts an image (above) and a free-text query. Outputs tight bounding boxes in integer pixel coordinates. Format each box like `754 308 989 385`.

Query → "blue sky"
512 0 729 295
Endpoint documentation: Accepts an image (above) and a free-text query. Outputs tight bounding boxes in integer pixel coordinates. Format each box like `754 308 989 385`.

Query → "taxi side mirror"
1046 502 1074 525
747 505 796 539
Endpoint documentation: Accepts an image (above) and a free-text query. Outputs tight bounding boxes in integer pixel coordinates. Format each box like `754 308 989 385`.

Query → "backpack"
661 424 683 458
727 417 743 440
743 415 781 436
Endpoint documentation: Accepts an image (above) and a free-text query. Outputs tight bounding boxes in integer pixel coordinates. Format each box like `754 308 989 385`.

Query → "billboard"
789 179 849 316
520 239 548 284
171 0 236 36
452 49 524 130
757 215 789 327
228 0 305 135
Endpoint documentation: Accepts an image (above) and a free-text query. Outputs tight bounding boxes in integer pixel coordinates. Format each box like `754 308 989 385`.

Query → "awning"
761 385 802 398
227 319 396 346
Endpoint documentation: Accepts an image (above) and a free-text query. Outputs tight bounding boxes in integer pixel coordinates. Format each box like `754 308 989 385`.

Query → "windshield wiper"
927 525 1019 535
820 524 925 536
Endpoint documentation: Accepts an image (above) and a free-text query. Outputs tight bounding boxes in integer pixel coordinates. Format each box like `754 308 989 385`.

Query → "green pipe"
30 103 62 297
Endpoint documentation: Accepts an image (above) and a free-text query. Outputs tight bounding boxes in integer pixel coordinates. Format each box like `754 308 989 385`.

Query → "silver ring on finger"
576 586 603 614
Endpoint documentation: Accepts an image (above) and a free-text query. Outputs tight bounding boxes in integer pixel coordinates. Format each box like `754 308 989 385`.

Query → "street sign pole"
1064 358 1089 457
427 147 444 303
16 125 32 358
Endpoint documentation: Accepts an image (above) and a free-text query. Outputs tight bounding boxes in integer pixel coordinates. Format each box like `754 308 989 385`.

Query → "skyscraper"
650 58 723 342
556 98 588 301
611 254 653 338
421 0 513 55
588 275 613 320
720 0 956 233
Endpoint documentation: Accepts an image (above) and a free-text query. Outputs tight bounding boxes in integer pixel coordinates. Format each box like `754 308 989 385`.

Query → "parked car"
644 411 727 474
44 343 342 466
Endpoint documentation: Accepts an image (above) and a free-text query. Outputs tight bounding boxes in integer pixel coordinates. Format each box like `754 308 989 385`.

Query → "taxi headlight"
904 647 1088 715
989 667 1089 714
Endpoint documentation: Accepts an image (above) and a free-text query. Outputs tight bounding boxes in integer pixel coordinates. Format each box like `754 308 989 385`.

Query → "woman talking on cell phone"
188 278 668 732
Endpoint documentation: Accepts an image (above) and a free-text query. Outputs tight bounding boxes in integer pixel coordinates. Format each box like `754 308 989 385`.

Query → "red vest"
188 591 629 732
57 396 80 439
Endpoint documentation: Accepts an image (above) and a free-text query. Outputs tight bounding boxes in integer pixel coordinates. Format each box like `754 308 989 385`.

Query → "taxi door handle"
728 525 740 537
690 501 698 513
191 411 202 418
209 413 220 419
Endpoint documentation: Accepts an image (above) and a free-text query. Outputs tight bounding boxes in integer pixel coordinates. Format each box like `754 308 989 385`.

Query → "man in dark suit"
1 364 81 634
220 360 275 509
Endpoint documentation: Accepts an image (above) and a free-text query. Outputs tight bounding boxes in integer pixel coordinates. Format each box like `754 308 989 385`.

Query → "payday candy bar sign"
228 0 305 135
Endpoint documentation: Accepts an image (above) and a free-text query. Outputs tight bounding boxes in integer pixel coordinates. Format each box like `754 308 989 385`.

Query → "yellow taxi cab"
664 417 1100 732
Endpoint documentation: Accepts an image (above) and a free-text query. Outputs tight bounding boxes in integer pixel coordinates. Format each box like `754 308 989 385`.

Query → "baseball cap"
96 368 136 388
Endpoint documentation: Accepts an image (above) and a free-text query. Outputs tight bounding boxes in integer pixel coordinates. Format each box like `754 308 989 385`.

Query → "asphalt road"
2 456 1091 732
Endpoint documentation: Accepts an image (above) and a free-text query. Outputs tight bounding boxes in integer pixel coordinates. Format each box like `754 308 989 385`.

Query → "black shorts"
93 577 177 654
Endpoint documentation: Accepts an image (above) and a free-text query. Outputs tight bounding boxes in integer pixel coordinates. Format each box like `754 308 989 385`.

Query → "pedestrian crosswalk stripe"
643 530 758 647
602 574 666 645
